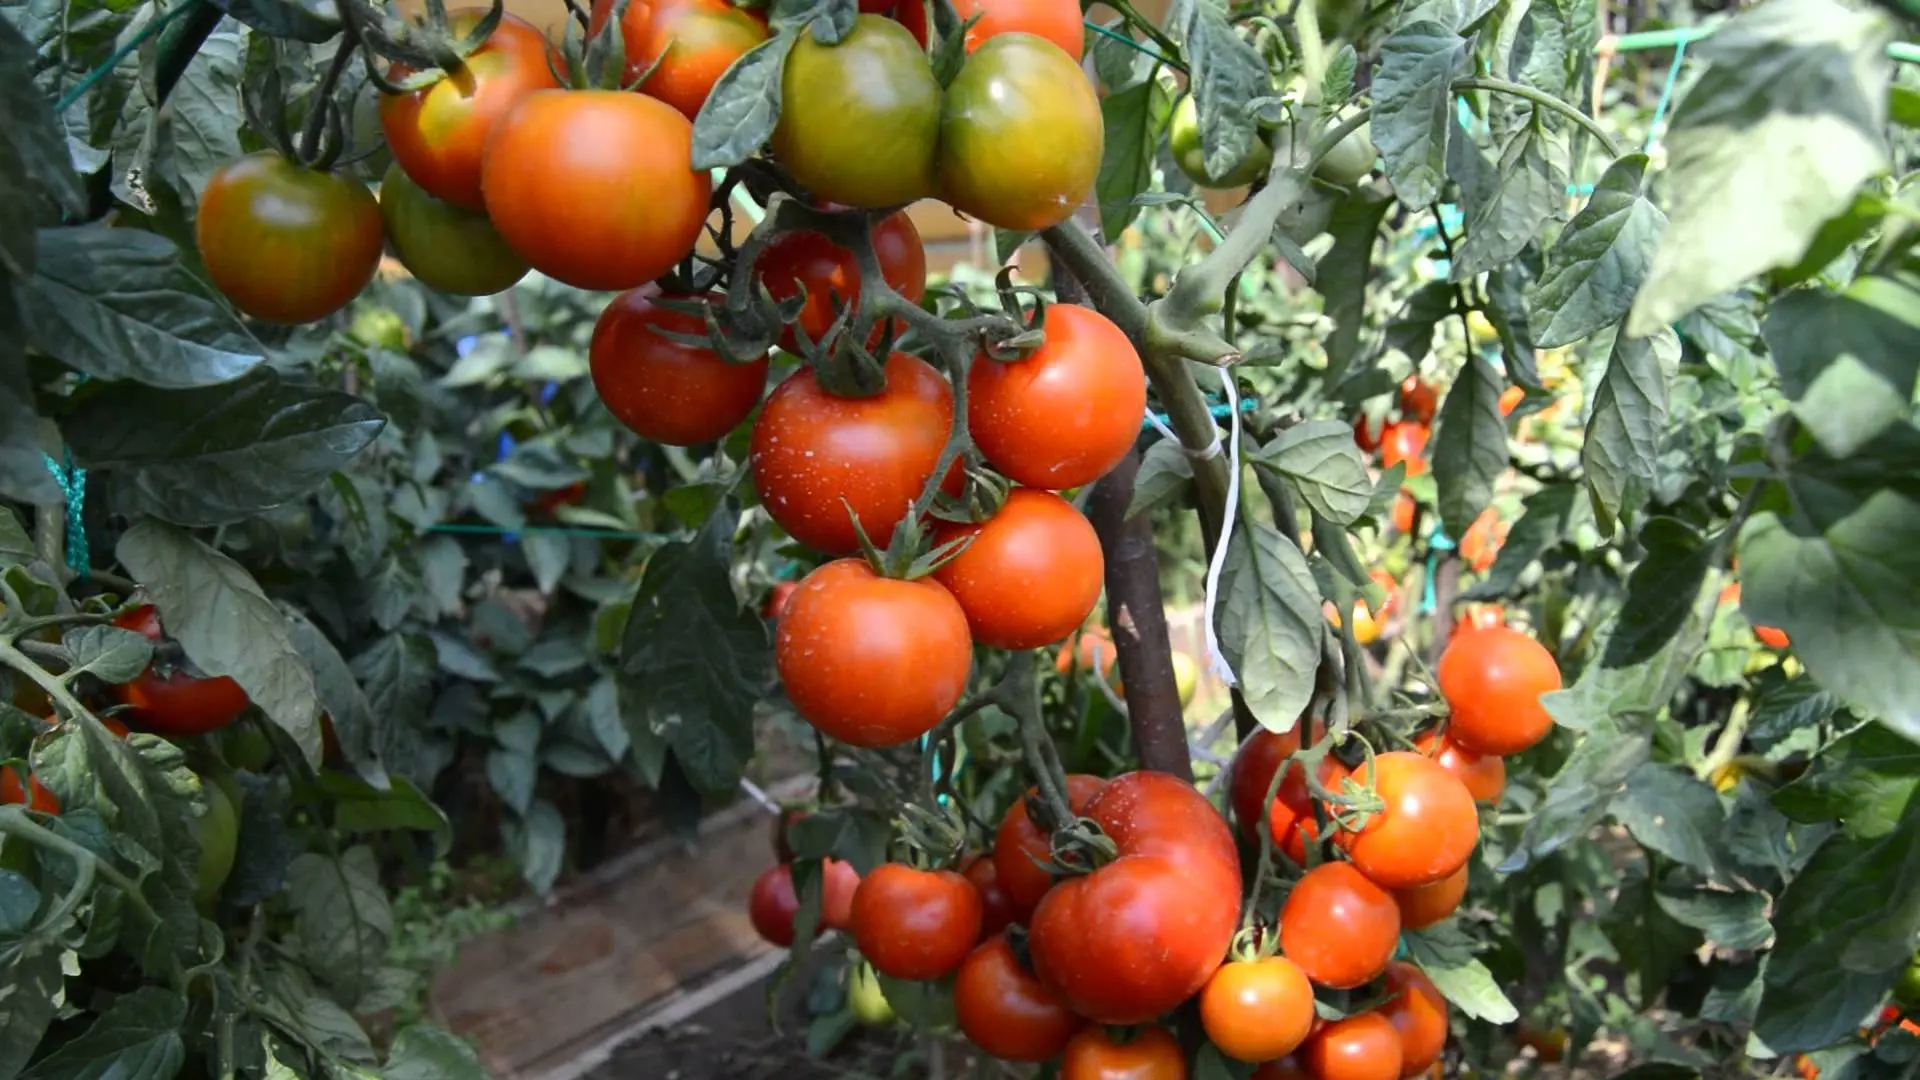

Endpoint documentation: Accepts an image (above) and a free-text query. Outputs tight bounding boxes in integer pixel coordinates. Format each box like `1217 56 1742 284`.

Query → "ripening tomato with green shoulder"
932 488 1104 650
774 560 973 749
1279 861 1399 989
1334 751 1479 889
1170 95 1271 190
992 773 1106 915
771 15 942 208
1200 955 1317 1063
938 33 1102 230
952 0 1083 57
589 288 769 446
851 863 984 980
955 933 1084 1061
1436 624 1563 756
1060 1025 1186 1080
379 10 560 209
0 764 58 815
750 352 959 555
379 163 529 296
756 210 927 352
968 304 1145 491
587 0 769 120
1391 862 1468 930
112 605 253 736
196 153 384 325
481 89 711 291
1305 1012 1404 1080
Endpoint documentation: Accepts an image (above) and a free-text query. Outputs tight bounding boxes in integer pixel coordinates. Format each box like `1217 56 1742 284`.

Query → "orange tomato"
587 0 770 120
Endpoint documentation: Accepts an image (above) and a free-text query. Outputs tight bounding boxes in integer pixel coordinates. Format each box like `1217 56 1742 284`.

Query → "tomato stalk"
1003 655 1075 831
0 807 170 973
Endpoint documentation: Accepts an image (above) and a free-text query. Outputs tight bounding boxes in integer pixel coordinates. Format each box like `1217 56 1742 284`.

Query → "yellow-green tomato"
771 15 942 209
379 163 530 297
193 776 239 908
1168 95 1273 189
937 32 1103 230
1172 651 1199 708
848 959 895 1027
1314 110 1376 186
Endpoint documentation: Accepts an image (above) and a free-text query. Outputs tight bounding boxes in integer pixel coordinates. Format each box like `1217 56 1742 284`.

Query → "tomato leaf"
1602 865 1704 1010
1450 127 1564 281
1773 723 1918 840
487 746 538 814
224 771 295 908
1501 715 1651 871
1097 77 1173 243
1430 356 1506 539
383 1024 490 1080
1527 154 1666 348
207 0 342 43
0 20 82 277
1315 182 1396 392
1382 280 1455 368
0 508 36 569
1483 259 1544 390
1404 925 1519 1023
155 25 245 213
1760 274 1920 460
1626 0 1893 336
0 927 61 1080
1371 21 1469 208
1609 764 1729 879
1180 0 1267 183
1213 519 1321 733
1581 326 1678 534
17 985 186 1080
286 847 391 1006
348 633 437 786
1250 420 1373 526
1654 887 1773 951
1745 675 1838 752
506 798 567 893
692 31 798 170
1463 480 1581 600
1128 439 1194 519
1604 517 1711 667
116 518 323 764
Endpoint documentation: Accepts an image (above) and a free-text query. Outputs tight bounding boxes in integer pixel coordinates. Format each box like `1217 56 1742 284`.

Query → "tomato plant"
756 209 928 350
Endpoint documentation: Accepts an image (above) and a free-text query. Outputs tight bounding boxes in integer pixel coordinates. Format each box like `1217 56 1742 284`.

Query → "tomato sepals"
892 798 970 870
1048 815 1118 876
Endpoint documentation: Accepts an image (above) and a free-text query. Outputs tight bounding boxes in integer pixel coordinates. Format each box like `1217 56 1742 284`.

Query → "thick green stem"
1451 77 1623 158
1005 657 1073 830
0 638 93 722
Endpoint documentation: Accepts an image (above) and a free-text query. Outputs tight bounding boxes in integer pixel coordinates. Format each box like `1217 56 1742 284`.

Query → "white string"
1201 372 1242 687
1144 408 1180 445
738 777 782 815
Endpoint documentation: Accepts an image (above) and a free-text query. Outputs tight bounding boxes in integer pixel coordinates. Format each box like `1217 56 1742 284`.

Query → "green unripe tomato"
1895 951 1920 1011
1169 96 1273 189
1315 110 1377 186
221 722 273 774
848 959 895 1027
193 776 240 908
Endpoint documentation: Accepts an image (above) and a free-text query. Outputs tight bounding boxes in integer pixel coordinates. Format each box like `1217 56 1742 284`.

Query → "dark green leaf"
383 1024 490 1080
1465 481 1579 598
21 985 185 1080
1609 763 1728 876
1250 420 1373 526
1773 722 1919 839
1403 927 1519 1022
1626 0 1892 335
0 508 34 566
283 608 384 783
209 0 341 42
1604 517 1711 666
1181 0 1267 182
0 934 61 1080
286 847 392 1003
1528 153 1666 347
0 18 83 273
1371 21 1468 207
1548 579 1714 733
1582 327 1677 532
506 797 566 892
691 31 797 170
1677 287 1765 362
1761 274 1920 459
1214 519 1321 732
18 225 262 388
157 25 245 211
315 772 450 840
1097 78 1173 243
1747 675 1839 751
1128 439 1193 519
487 747 538 814
1603 865 1704 1009
1450 127 1564 280
1430 356 1506 539
349 633 438 787
61 625 153 685
67 367 384 526
1654 887 1772 950
1754 968 1891 1058
1502 715 1651 870
1317 183 1396 389
1772 188 1883 288
1484 261 1544 390
225 771 294 907
116 518 322 763
1383 280 1455 363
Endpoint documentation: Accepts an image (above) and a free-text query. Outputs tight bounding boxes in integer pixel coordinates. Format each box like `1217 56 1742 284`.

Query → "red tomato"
890 0 928 47
992 773 1107 916
1304 1012 1404 1080
1379 962 1449 1075
757 210 927 352
968 304 1144 490
1391 863 1468 931
1354 415 1383 454
1335 751 1478 889
1251 749 1348 866
587 0 769 119
1379 422 1429 478
1028 772 1242 1024
1060 1026 1186 1080
0 765 58 814
589 288 769 446
481 90 710 291
931 489 1103 649
851 863 984 980
763 582 800 622
1413 729 1505 805
1254 1056 1313 1080
1279 861 1399 989
1399 375 1438 423
822 858 861 930
955 933 1085 1061
952 0 1084 58
196 154 384 325
749 863 808 946
111 606 252 736
750 352 958 555
962 854 1020 938
1200 955 1316 1063
1226 720 1327 845
1458 508 1507 573
1054 626 1117 682
1436 625 1562 756
774 559 972 748
380 10 559 209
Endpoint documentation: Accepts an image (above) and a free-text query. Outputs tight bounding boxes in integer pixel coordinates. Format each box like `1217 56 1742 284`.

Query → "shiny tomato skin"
822 857 861 929
992 773 1107 916
0 766 58 814
1391 862 1468 931
962 854 1020 938
1279 861 1400 989
1305 1012 1404 1080
969 304 1144 490
380 162 529 296
1399 375 1438 423
1028 771 1243 1024
938 33 1102 230
196 154 384 325
1755 624 1791 649
1436 625 1563 756
110 606 253 736
590 288 769 446
1379 422 1429 478
1379 962 1449 1076
1227 720 1329 847
953 0 1083 58
1060 1026 1187 1080
757 210 927 351
890 0 929 47
1199 955 1316 1063
1247 748 1347 866
763 582 800 622
1413 729 1504 805
749 863 808 946
932 488 1104 649
771 15 941 208
380 10 560 209
1335 751 1478 889
955 933 1084 1061
851 863 984 980
481 89 710 291
774 559 973 748
750 352 957 554
588 0 770 120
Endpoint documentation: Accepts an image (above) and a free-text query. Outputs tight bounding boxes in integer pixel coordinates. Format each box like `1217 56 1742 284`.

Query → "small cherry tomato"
1391 491 1417 534
196 153 384 325
938 33 1103 230
851 863 984 980
1413 729 1505 804
955 933 1085 1061
0 765 58 814
1354 414 1384 454
589 288 769 446
1379 961 1449 1075
1335 751 1478 889
1200 955 1316 1063
968 304 1145 491
962 853 1020 939
774 559 973 749
932 488 1104 649
1436 625 1563 756
952 0 1083 57
992 774 1107 916
1305 1012 1404 1080
1399 375 1438 423
822 858 861 930
1279 861 1400 989
1379 422 1429 478
756 209 927 352
1060 1026 1186 1080
587 0 770 119
1391 862 1468 931
1055 626 1118 683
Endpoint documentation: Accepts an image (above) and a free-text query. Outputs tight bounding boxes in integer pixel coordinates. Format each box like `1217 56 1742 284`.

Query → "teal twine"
42 453 90 578
1141 398 1256 433
422 522 670 541
1645 39 1689 154
1421 525 1456 616
55 3 190 113
1082 20 1183 70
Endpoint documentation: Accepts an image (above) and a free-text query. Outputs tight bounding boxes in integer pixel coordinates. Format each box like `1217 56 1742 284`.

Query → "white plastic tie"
1201 372 1243 688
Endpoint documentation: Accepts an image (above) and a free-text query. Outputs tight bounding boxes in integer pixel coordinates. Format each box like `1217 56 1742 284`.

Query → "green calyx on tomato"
589 288 770 447
196 153 385 326
771 15 942 209
379 163 529 297
937 32 1103 230
1169 95 1273 189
